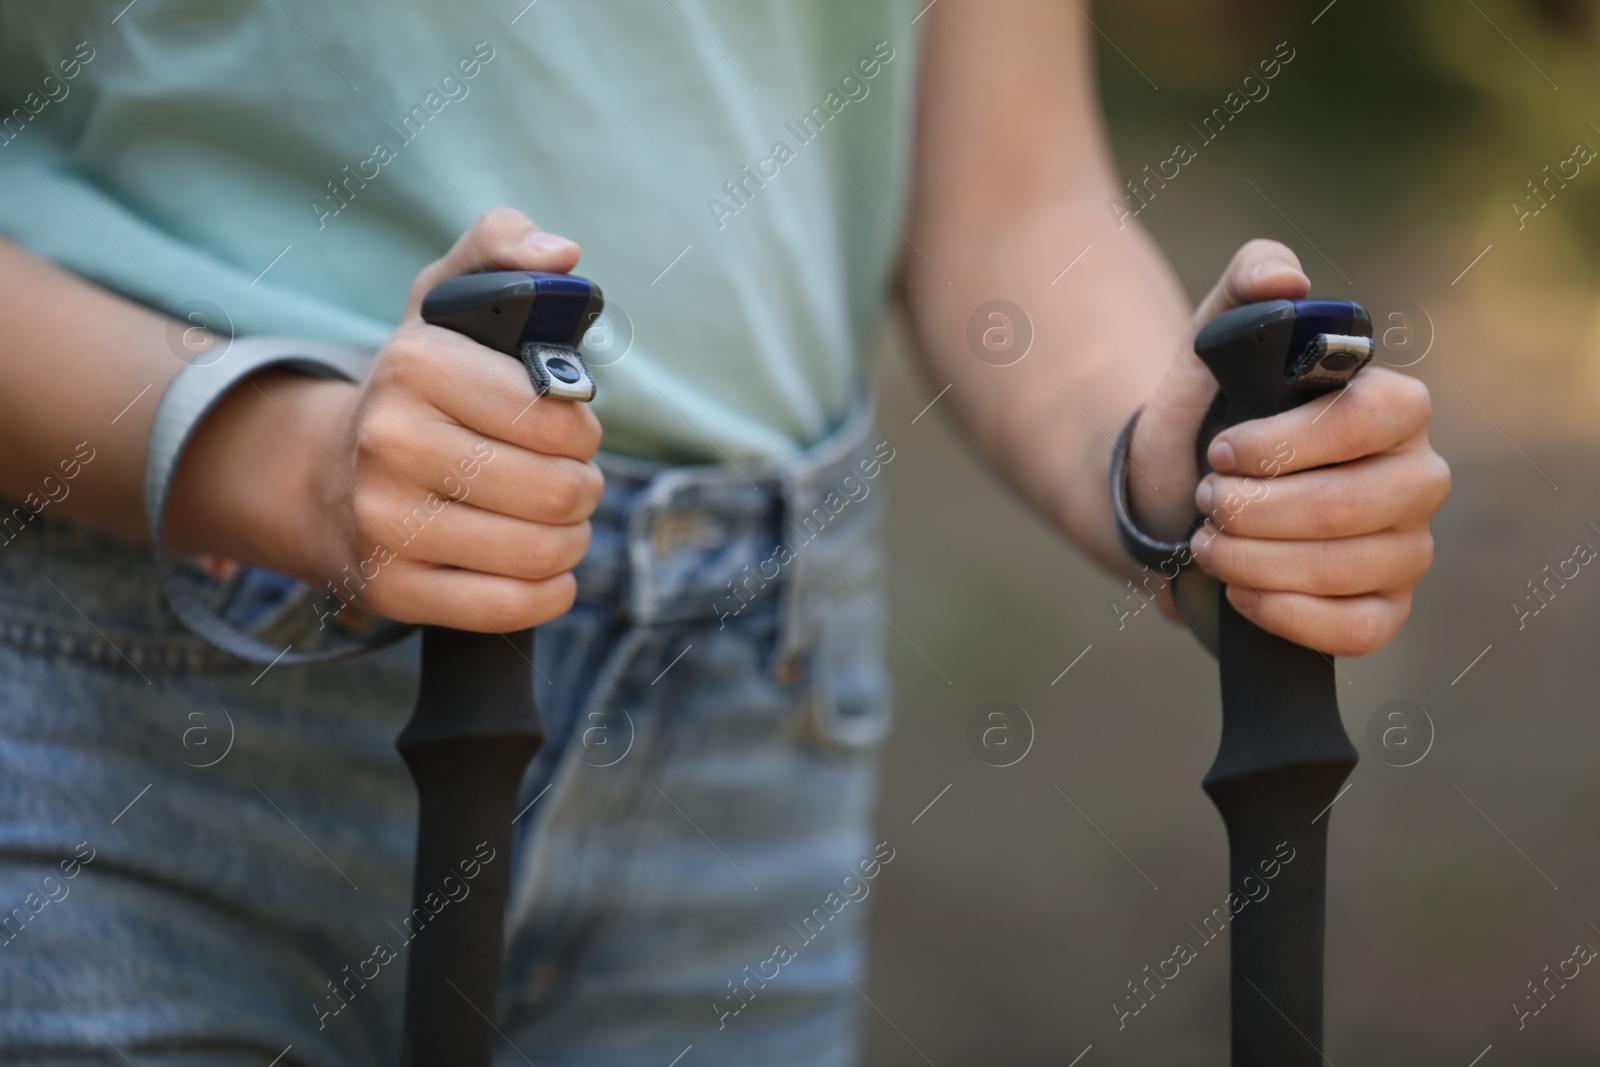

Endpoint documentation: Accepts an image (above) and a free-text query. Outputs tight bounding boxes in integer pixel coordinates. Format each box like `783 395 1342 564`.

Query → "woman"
0 2 1447 1064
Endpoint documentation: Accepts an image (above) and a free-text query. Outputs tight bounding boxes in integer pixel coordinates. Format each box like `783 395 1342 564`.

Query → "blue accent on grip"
1286 300 1367 360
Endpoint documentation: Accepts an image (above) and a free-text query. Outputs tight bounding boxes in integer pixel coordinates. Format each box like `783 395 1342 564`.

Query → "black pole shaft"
396 625 543 1067
1203 602 1355 1066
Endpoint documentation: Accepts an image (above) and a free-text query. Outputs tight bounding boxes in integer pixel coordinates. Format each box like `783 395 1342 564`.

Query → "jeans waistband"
0 404 888 673
581 399 889 661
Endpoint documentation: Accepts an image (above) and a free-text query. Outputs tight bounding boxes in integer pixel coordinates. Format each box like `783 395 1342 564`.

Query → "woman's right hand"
177 209 604 633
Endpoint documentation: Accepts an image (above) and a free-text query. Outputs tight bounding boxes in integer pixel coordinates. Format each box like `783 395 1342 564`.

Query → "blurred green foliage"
1093 0 1600 272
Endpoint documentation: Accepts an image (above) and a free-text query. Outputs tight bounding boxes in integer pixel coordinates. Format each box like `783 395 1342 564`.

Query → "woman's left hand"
1129 239 1451 657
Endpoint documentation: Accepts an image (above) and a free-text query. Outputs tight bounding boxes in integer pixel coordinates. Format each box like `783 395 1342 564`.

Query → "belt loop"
626 470 686 627
773 466 815 673
770 394 878 675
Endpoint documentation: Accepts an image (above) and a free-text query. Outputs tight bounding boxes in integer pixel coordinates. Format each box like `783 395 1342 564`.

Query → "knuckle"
1378 530 1434 593
1395 372 1432 424
542 405 601 459
576 461 604 510
353 412 392 465
1424 452 1452 505
1393 451 1450 520
354 405 407 466
1413 529 1436 573
480 206 529 234
543 466 583 519
575 408 604 458
480 208 533 260
384 323 427 363
1391 591 1414 628
350 493 390 547
565 521 594 567
1238 237 1293 265
526 524 588 577
378 328 438 386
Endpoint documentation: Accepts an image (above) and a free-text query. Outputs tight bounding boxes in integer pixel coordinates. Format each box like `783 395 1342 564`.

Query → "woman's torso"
0 0 917 462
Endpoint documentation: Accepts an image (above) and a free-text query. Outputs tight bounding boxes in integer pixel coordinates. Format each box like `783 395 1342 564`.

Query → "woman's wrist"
1125 385 1205 543
165 369 360 585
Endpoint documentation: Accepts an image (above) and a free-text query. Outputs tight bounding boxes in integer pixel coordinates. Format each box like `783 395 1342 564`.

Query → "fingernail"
1230 587 1259 611
1190 526 1214 566
526 230 576 253
1195 478 1214 516
1253 257 1296 280
1208 438 1238 474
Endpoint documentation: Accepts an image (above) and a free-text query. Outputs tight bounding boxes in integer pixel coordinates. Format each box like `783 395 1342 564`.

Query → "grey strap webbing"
143 337 414 666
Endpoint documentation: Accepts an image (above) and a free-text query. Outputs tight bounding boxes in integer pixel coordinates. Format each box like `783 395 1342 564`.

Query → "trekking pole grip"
1191 299 1371 1067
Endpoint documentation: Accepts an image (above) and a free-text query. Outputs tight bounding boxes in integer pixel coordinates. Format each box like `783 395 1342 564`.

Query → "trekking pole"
1188 299 1373 1065
396 271 602 1067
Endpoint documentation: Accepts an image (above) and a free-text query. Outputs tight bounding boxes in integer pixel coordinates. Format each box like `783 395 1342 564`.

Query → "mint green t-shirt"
0 1 915 462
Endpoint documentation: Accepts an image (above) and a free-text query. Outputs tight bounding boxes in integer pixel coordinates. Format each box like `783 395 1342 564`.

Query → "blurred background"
862 0 1600 1063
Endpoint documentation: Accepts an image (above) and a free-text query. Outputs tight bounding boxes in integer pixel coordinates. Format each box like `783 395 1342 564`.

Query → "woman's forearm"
0 236 184 540
0 236 344 574
900 0 1195 581
901 189 1192 579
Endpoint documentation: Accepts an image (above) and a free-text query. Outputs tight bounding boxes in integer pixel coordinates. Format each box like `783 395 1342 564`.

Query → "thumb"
404 207 582 319
1191 238 1310 327
1127 239 1310 541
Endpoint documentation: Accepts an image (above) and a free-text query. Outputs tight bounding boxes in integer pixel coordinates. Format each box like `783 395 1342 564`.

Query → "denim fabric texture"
0 407 894 1067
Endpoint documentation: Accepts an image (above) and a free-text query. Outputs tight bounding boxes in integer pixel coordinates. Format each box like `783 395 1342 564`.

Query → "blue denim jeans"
0 407 895 1066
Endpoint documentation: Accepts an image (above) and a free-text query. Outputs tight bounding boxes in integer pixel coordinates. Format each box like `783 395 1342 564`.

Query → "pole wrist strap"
1109 406 1199 571
1109 405 1224 656
143 337 415 666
